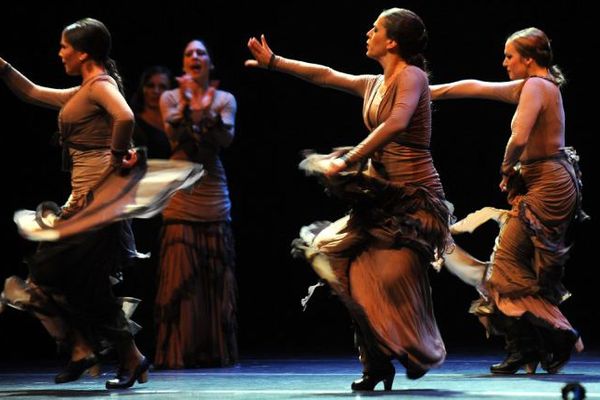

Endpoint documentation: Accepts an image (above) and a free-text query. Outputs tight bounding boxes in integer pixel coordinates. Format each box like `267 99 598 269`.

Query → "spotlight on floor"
562 382 586 400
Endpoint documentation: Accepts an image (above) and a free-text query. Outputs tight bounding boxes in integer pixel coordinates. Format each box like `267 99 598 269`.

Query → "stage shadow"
306 389 464 397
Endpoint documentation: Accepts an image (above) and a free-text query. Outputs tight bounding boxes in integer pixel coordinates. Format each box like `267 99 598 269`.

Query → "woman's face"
183 40 211 80
143 73 170 110
502 41 530 80
58 33 83 76
366 15 391 59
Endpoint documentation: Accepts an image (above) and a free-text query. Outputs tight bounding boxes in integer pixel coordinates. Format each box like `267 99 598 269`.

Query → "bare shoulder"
522 76 556 94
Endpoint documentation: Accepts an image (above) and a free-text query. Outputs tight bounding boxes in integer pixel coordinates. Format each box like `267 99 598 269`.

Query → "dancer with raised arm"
247 8 450 391
431 27 586 374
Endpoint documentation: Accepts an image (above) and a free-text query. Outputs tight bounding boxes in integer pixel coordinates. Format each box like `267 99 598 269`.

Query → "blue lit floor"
1 353 598 399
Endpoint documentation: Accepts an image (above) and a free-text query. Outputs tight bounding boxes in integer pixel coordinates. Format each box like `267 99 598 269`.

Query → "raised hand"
245 34 276 69
176 74 196 103
198 86 216 112
499 174 509 192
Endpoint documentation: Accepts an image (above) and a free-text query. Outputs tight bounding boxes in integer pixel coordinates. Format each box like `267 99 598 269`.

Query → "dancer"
0 18 151 389
431 27 586 374
247 8 450 391
155 39 238 368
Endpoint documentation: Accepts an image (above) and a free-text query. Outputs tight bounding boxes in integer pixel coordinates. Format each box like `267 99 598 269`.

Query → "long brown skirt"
154 221 237 368
481 153 584 350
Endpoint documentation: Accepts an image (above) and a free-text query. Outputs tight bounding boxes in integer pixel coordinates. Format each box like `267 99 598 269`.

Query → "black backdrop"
1 1 596 361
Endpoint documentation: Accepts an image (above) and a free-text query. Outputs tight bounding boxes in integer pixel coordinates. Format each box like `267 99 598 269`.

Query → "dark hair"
507 27 566 86
62 18 125 93
381 8 429 72
184 39 215 72
129 65 173 113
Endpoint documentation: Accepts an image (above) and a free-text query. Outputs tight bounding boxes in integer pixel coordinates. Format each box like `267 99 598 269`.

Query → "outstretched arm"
245 34 371 97
430 79 524 104
0 57 78 109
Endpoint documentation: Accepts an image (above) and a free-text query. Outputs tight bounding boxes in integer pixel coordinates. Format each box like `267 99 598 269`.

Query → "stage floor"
1 353 598 399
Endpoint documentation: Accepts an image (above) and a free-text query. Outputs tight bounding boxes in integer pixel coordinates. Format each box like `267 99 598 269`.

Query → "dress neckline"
377 65 409 97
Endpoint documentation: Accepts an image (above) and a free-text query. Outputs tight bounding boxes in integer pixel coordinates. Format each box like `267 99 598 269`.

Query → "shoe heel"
87 364 101 378
523 361 538 374
383 374 394 391
137 370 148 384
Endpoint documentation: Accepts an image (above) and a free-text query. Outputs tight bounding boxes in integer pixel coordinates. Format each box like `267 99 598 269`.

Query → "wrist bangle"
267 53 277 70
338 153 352 166
111 148 128 157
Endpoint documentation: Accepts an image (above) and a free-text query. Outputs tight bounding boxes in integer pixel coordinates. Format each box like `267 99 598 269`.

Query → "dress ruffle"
14 152 204 242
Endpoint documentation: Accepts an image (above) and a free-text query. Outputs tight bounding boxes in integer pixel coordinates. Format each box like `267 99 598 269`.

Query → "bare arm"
500 79 543 175
245 35 371 97
430 79 524 104
0 58 78 109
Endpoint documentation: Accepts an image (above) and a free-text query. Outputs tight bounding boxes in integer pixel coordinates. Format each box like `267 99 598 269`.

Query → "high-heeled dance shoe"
490 351 539 375
105 356 150 389
545 329 579 374
406 366 428 380
54 354 100 384
351 365 395 391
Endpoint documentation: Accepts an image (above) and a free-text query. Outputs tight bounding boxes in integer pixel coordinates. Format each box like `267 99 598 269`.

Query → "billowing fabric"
14 157 204 241
488 150 581 306
10 156 203 348
295 65 450 373
448 149 586 352
481 150 585 350
301 160 450 371
2 62 205 359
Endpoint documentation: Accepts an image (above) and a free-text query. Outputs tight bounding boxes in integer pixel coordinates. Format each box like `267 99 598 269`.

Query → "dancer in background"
125 66 174 353
155 39 238 368
130 65 172 159
246 8 450 391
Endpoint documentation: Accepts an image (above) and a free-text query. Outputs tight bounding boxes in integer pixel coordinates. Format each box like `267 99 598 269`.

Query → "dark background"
1 1 596 361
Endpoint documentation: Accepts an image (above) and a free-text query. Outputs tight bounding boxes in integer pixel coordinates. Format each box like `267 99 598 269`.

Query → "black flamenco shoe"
490 351 539 375
406 366 428 380
54 354 100 384
545 329 579 374
105 356 150 389
351 365 395 391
